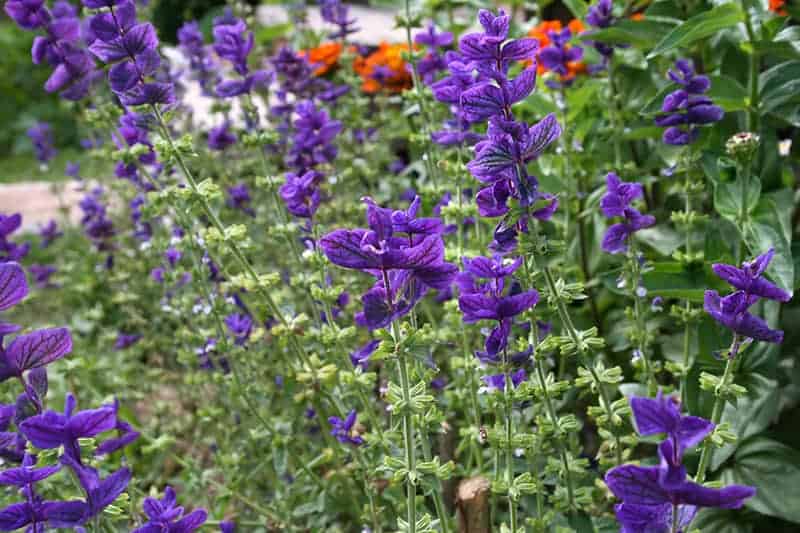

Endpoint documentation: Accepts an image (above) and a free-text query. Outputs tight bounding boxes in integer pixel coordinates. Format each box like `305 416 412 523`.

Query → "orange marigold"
630 12 645 21
769 0 787 15
302 42 343 76
354 42 413 94
527 19 587 81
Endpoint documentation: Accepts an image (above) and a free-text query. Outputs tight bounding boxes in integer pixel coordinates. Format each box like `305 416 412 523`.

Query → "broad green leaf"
713 177 761 222
636 226 684 255
745 198 794 292
759 61 800 115
754 27 800 60
646 4 743 59
640 84 673 116
710 373 780 471
640 261 715 301
692 508 753 533
580 19 678 49
721 437 800 524
707 75 748 112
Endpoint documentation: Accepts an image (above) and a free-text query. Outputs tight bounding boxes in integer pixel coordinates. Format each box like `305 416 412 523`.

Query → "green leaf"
646 4 743 59
640 84 673 116
713 177 761 222
580 18 678 49
691 508 753 533
759 61 800 115
745 198 794 292
710 373 780 471
561 0 589 20
636 226 684 256
707 75 748 112
640 262 713 301
754 26 800 60
721 437 800 524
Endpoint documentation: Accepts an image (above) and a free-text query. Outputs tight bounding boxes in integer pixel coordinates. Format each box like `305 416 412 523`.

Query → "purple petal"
66 407 116 438
0 263 28 311
6 328 72 374
605 465 669 505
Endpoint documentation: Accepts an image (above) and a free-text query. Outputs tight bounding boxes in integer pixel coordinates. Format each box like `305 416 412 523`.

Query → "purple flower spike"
328 409 364 446
656 59 723 145
132 486 208 533
600 173 655 254
208 122 238 151
27 122 57 164
712 249 791 303
607 394 755 533
350 339 380 371
704 291 783 344
19 393 116 462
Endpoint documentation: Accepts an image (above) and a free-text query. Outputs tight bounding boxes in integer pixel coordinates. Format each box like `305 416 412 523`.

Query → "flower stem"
742 5 760 132
391 320 418 533
695 336 740 484
542 266 623 465
502 349 518 531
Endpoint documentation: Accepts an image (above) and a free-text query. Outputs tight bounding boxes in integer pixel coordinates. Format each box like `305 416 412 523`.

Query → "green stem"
542 266 623 465
742 5 759 132
391 320 418 533
503 349 518 531
695 336 740 484
420 431 451 533
630 246 657 395
607 56 623 169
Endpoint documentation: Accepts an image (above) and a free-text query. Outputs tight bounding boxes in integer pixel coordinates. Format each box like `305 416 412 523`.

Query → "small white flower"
779 139 792 156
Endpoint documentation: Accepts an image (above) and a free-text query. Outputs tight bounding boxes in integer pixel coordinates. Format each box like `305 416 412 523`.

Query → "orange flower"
630 12 645 21
302 42 343 76
354 42 413 94
769 0 787 15
527 19 587 81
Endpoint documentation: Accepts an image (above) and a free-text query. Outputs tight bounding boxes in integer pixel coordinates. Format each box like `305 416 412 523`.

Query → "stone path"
0 181 85 231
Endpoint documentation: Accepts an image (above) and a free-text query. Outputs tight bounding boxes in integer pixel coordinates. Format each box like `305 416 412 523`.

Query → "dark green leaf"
646 4 744 59
707 75 748 112
580 19 678 49
562 0 589 20
713 177 761 222
759 61 800 115
692 508 753 533
745 199 794 292
641 262 714 301
721 437 800 524
710 373 780 471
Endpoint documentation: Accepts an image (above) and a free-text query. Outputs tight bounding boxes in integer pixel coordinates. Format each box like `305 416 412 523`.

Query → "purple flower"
606 394 754 533
328 409 363 446
0 214 30 263
177 20 218 95
4 0 51 30
27 122 57 164
87 0 175 106
131 486 208 533
585 0 616 58
319 0 358 40
19 393 115 463
320 197 457 329
38 220 62 248
220 521 236 533
79 188 115 253
704 249 790 343
539 26 584 84
350 339 379 370
225 313 253 345
165 247 181 268
28 264 57 288
208 122 237 151
600 173 655 254
0 327 72 383
656 59 723 145
226 183 255 217
280 170 323 219
113 332 142 350
60 453 132 522
711 249 791 303
481 368 527 391
704 291 783 344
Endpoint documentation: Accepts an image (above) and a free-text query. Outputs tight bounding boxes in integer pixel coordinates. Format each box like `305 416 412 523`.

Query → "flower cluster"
213 9 269 98
86 0 175 107
586 0 616 59
0 214 30 263
321 196 457 329
177 20 219 96
5 0 98 100
414 23 453 85
328 409 364 446
27 122 57 165
303 41 343 76
527 19 586 82
132 486 207 532
600 172 655 254
320 0 358 41
704 249 791 343
458 255 537 388
80 187 116 257
353 42 412 93
656 59 724 145
606 393 755 531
